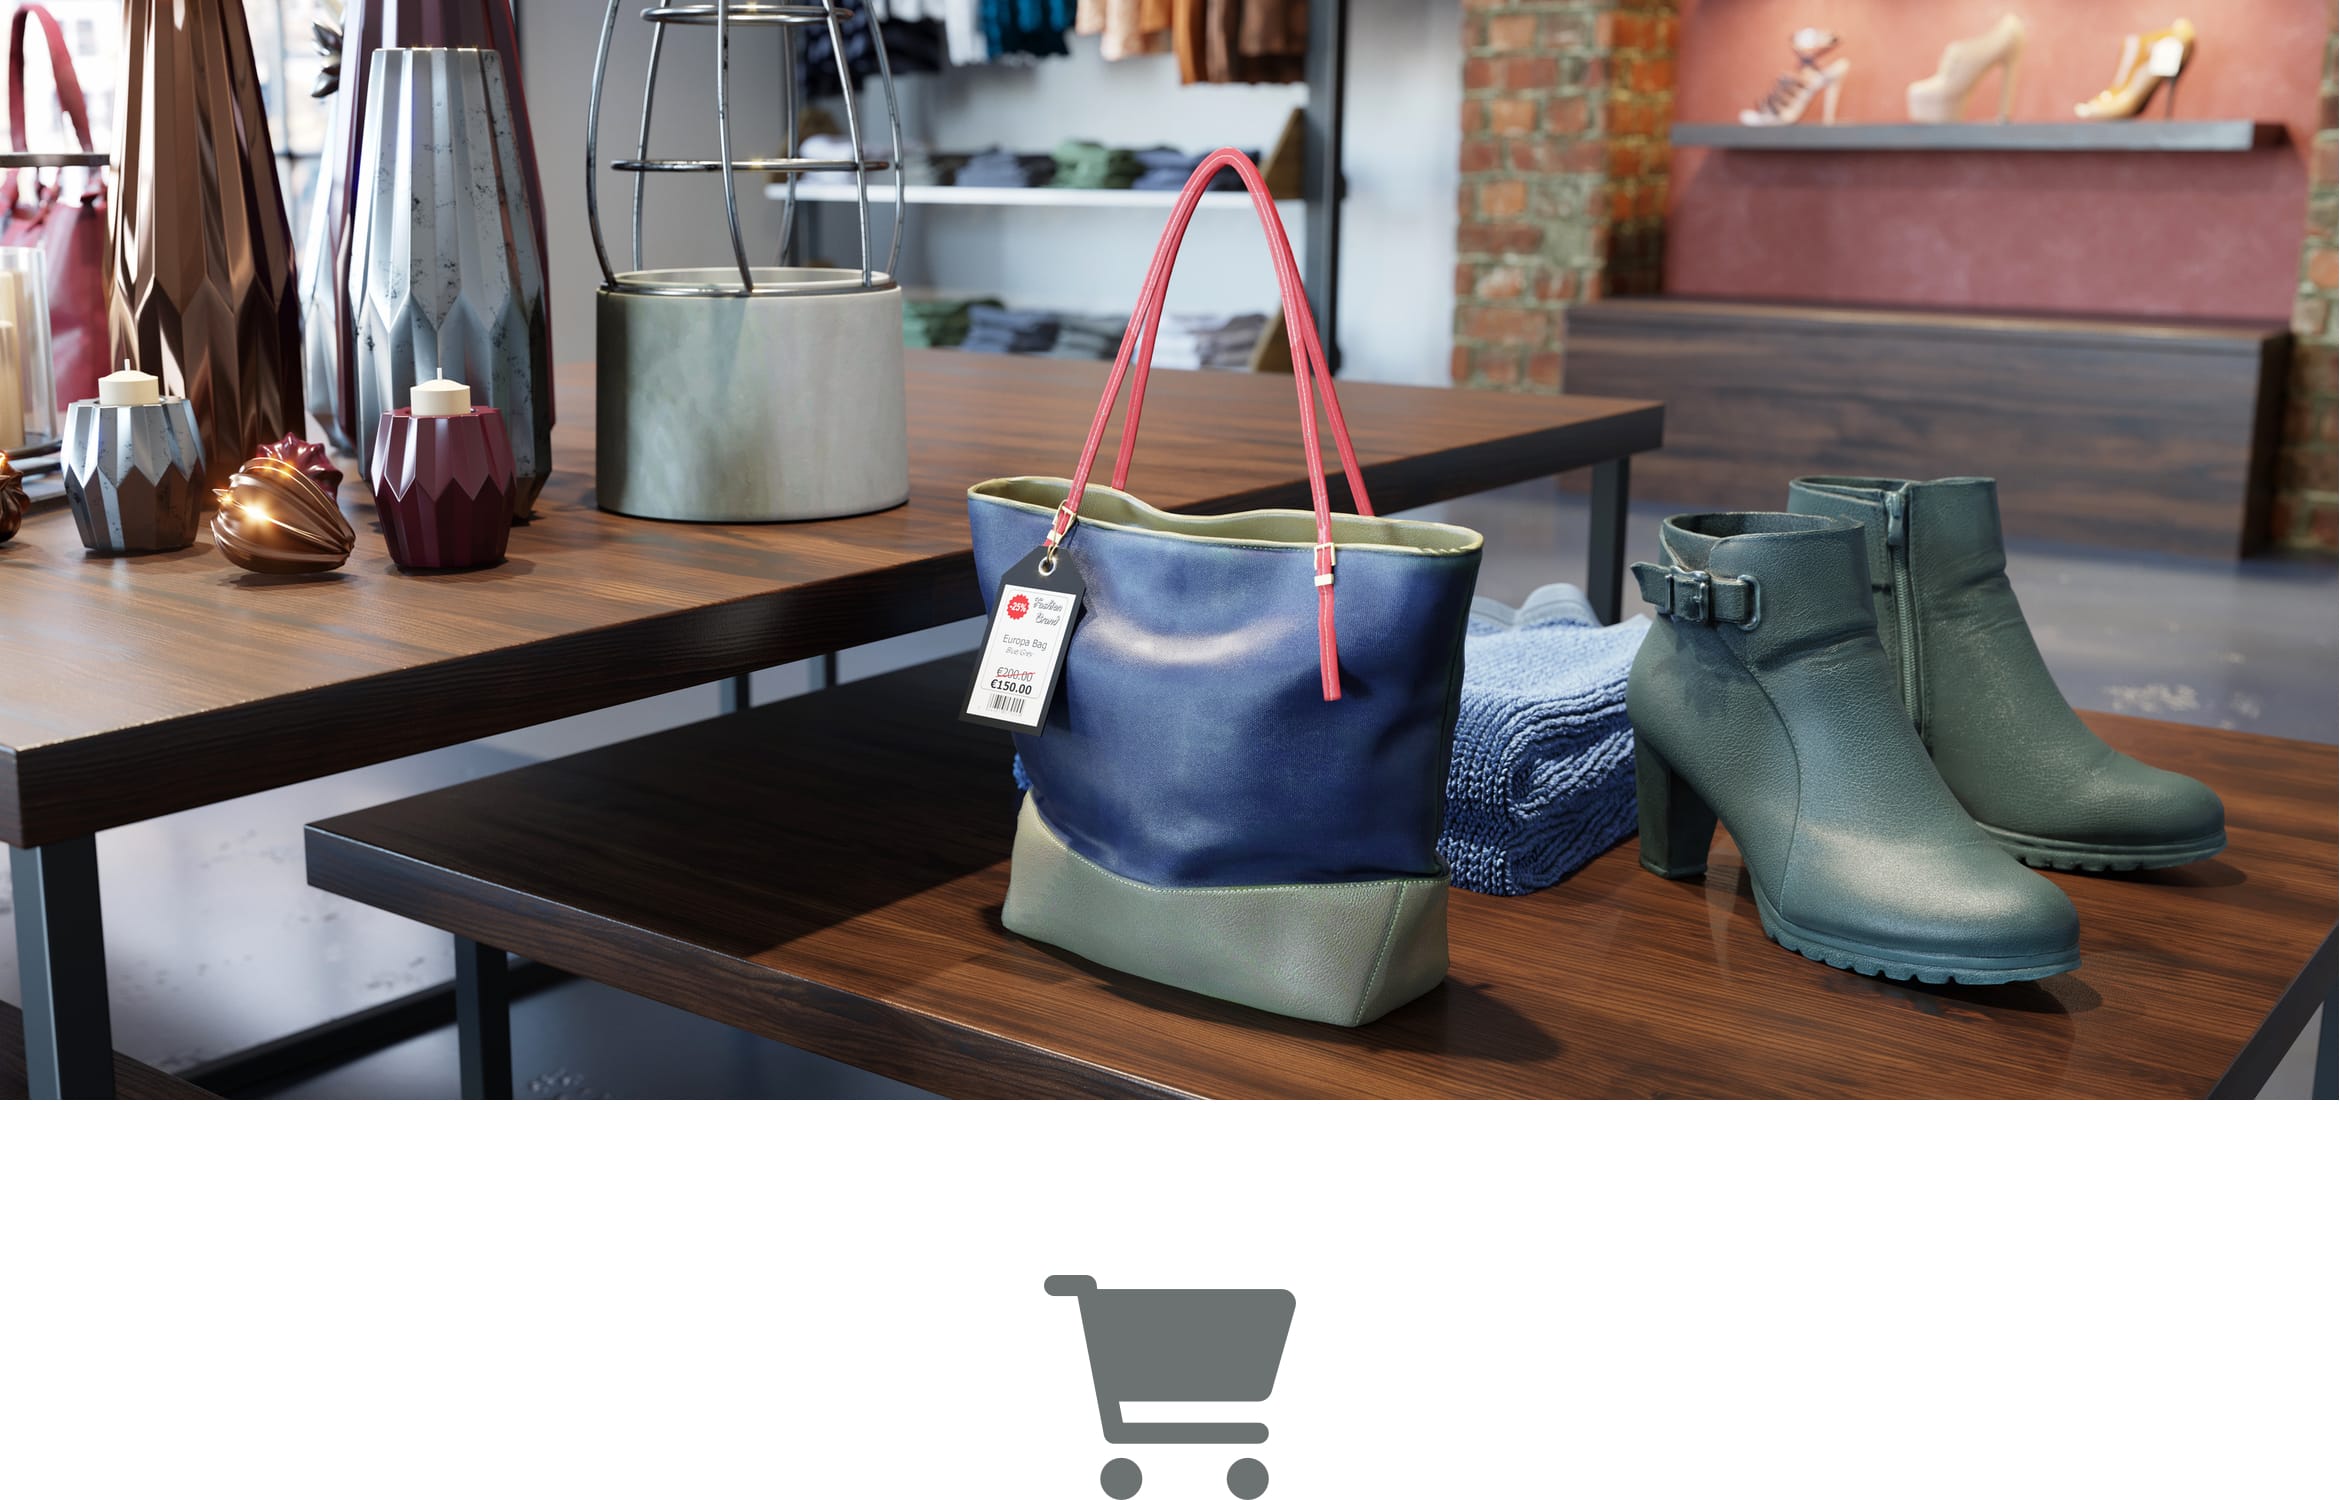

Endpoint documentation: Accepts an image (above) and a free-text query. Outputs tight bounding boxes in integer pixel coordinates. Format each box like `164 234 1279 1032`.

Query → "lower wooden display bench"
305 658 2336 1099
0 1001 215 1099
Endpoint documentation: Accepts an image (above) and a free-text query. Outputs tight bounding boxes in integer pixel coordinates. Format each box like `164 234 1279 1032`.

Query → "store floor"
2 484 2330 1099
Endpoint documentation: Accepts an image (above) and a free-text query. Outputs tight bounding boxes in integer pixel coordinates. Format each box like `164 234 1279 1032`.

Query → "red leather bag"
3 3 107 406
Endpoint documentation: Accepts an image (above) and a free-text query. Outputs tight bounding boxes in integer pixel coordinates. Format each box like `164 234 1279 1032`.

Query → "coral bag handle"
1047 147 1374 703
5 4 99 215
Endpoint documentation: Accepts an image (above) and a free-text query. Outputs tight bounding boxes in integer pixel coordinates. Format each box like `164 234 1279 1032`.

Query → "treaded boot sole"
1976 823 2228 873
1750 882 2081 987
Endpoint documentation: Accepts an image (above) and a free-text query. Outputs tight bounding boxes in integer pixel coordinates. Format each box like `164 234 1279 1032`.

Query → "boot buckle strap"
1633 562 1761 630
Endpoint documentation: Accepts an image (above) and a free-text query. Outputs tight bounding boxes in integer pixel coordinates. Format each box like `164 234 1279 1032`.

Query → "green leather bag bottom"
1002 798 1450 1028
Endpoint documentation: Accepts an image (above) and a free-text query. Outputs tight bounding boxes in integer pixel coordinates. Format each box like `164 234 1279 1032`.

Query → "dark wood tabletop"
0 356 1660 849
308 656 2338 1099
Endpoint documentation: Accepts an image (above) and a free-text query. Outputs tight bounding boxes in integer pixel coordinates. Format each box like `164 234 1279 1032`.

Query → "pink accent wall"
1666 0 2327 320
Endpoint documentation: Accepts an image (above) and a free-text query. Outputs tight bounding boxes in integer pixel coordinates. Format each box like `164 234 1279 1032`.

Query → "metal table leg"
9 837 114 1099
2316 992 2336 1101
454 936 514 1100
1588 457 1630 625
719 672 754 714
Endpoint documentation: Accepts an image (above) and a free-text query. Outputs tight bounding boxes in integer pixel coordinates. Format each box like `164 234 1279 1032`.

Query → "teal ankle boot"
1788 477 2226 872
1626 513 2080 985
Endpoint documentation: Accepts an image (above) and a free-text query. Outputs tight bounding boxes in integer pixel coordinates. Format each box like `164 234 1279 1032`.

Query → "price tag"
961 545 1086 736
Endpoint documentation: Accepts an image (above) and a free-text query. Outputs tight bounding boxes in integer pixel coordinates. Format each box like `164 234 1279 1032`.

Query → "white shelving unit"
770 182 1301 213
780 20 1342 351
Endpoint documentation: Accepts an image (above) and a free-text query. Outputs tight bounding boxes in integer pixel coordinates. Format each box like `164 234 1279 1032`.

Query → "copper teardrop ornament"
213 455 357 573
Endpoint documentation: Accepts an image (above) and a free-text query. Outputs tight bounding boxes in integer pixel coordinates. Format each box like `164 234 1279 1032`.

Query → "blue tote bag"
966 149 1484 1027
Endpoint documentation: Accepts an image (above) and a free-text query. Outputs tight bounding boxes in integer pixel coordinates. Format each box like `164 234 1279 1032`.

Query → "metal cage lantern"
587 0 910 523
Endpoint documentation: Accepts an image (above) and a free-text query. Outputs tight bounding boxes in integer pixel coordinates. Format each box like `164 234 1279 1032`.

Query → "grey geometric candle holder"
61 398 208 554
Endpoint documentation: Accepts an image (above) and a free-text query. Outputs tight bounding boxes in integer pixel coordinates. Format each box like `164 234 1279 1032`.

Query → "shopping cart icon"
1046 1275 1297 1498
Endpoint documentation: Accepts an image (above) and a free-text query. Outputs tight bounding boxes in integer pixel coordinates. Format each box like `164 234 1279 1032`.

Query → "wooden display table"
308 658 2337 1099
0 1001 212 1099
1 356 1661 1096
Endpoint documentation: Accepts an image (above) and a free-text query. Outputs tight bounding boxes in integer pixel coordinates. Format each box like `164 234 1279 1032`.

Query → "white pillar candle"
0 270 22 449
409 366 473 417
98 362 162 406
0 317 21 451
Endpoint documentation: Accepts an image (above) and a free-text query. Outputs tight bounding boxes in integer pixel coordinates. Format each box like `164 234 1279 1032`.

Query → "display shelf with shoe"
1676 6 2276 151
1671 118 2279 151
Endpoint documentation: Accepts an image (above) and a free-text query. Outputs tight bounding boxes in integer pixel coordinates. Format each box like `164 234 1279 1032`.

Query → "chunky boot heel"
1635 740 1717 880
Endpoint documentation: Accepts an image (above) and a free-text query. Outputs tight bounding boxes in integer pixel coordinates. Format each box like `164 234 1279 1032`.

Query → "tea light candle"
99 362 162 407
409 366 472 417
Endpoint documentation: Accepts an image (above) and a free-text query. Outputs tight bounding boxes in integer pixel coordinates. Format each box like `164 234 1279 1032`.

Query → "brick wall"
1452 0 1676 394
2275 28 2338 552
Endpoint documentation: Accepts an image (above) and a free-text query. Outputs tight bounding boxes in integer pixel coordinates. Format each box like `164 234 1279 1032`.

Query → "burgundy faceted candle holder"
370 405 517 571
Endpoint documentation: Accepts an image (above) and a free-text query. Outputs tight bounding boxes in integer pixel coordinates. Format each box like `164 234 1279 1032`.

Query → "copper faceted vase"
110 0 303 488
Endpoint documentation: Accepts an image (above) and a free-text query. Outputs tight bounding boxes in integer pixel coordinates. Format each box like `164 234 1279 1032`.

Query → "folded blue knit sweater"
1440 583 1648 896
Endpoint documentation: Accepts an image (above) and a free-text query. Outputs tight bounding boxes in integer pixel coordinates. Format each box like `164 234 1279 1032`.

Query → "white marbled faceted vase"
348 46 551 518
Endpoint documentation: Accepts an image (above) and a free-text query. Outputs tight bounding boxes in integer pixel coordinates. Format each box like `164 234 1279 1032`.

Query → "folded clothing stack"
1052 139 1141 189
1440 583 1650 897
792 133 953 191
903 296 1000 348
962 303 1061 354
796 10 949 94
955 148 1056 188
904 149 963 187
1046 313 1126 359
983 0 1078 59
871 2 992 64
1130 145 1251 192
1149 311 1267 370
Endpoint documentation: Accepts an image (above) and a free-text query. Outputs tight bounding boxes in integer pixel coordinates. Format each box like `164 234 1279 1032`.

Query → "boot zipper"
1883 492 1924 738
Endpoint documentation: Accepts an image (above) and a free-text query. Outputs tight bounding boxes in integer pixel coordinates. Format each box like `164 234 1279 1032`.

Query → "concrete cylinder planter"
594 269 909 524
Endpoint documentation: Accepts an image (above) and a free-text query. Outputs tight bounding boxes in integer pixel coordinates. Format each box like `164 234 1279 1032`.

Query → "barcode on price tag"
961 545 1086 737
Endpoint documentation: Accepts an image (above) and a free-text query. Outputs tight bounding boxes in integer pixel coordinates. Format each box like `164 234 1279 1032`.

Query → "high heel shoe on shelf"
1907 12 2025 124
1739 27 1850 127
2076 17 2196 119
